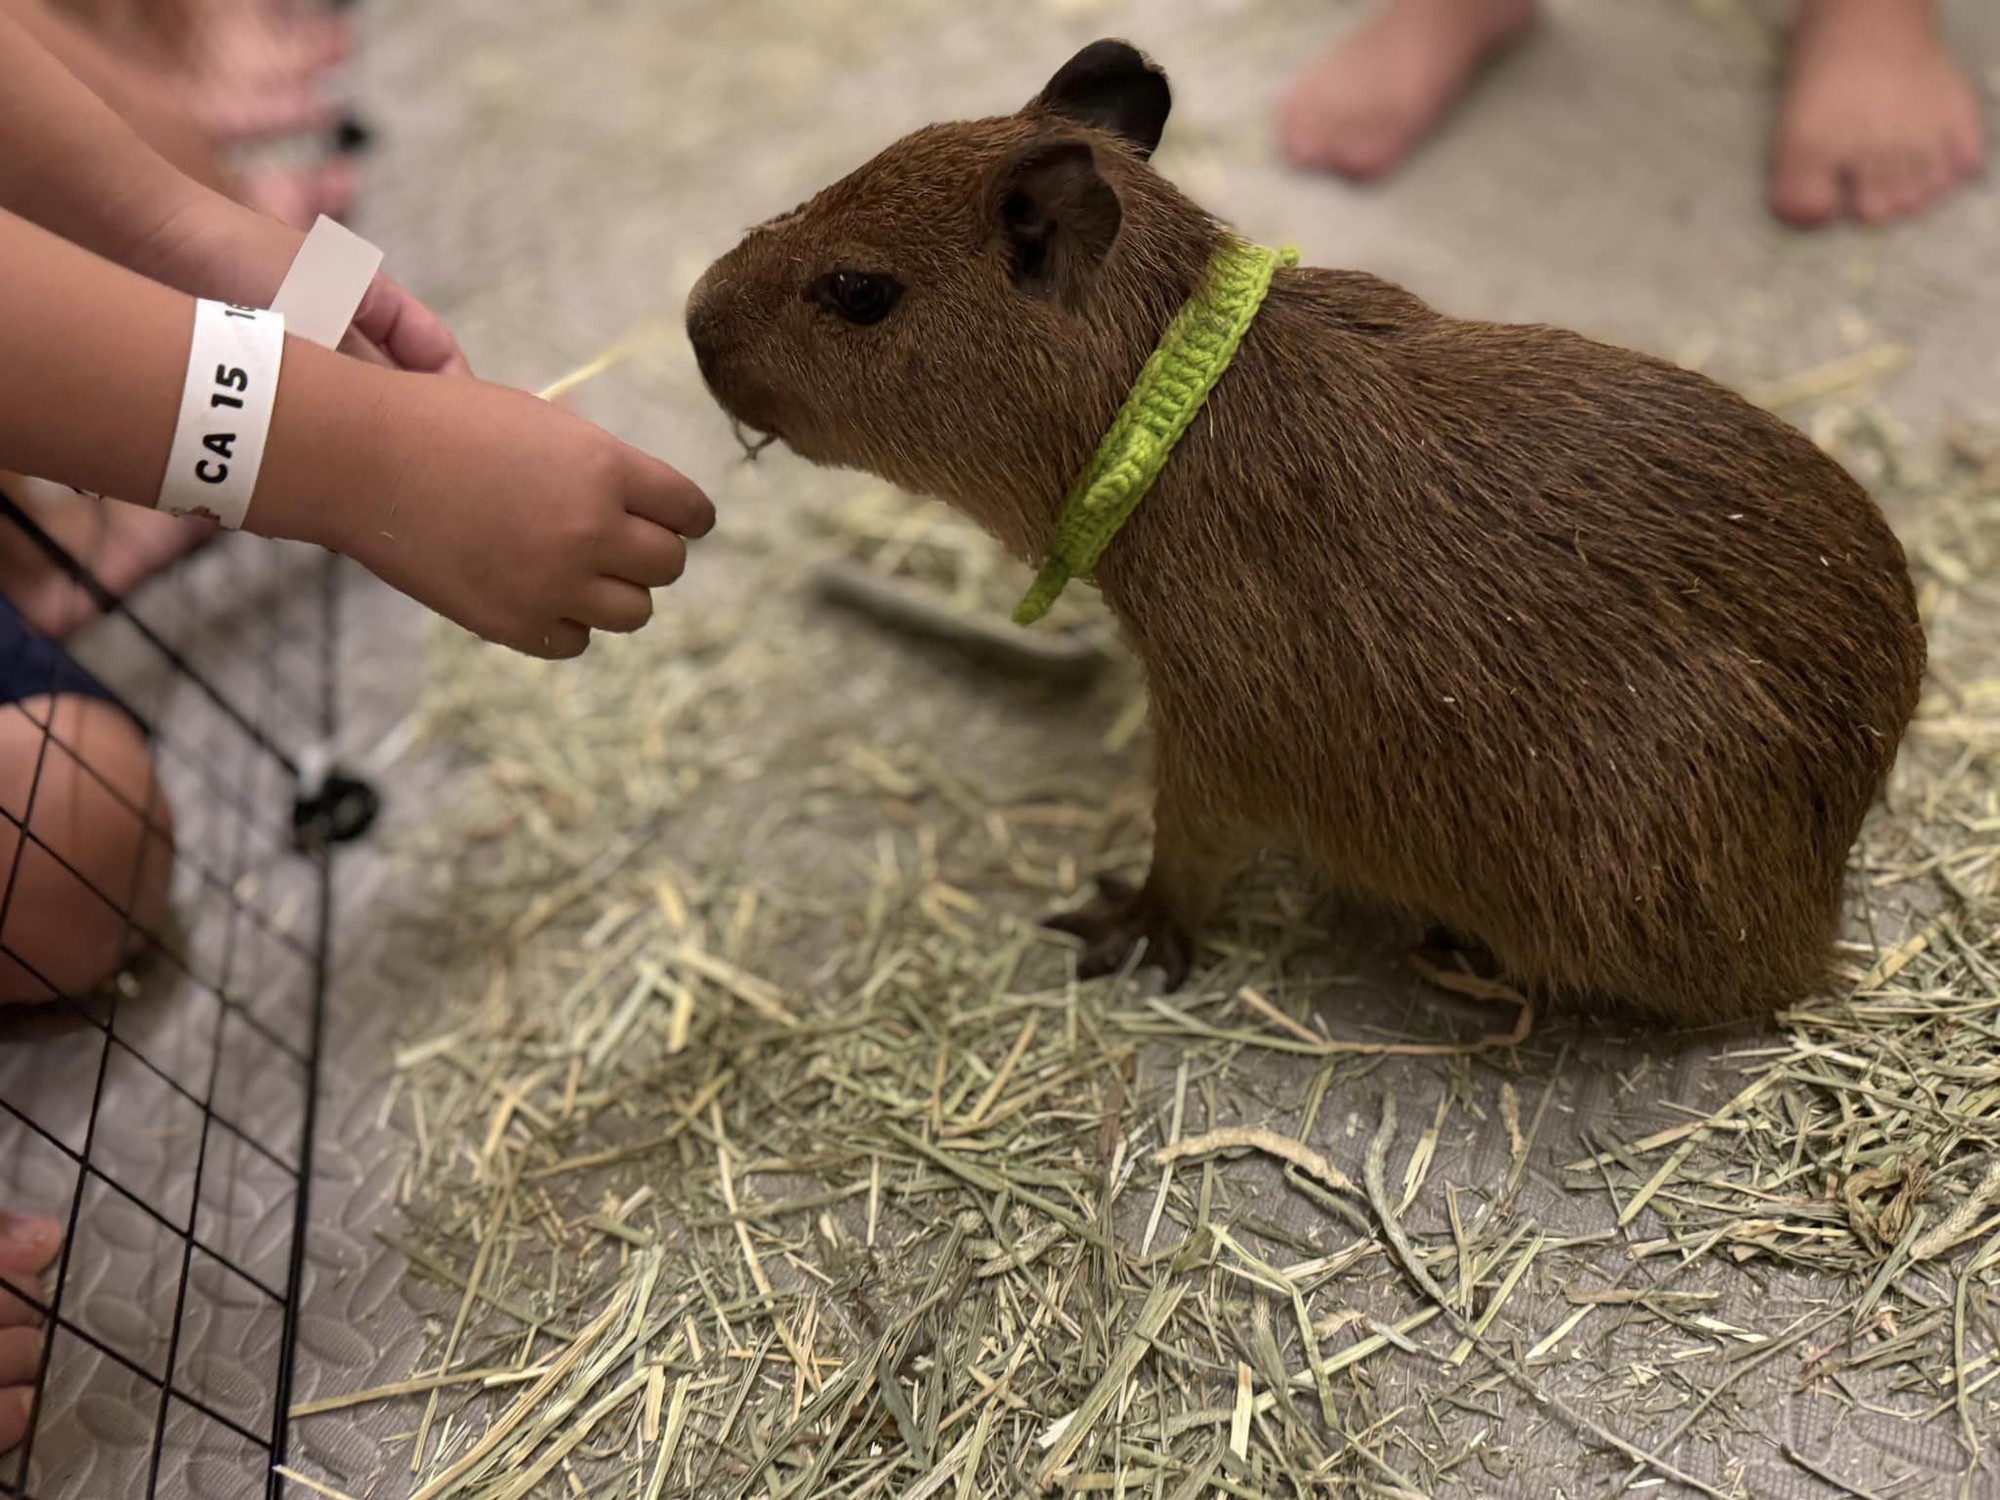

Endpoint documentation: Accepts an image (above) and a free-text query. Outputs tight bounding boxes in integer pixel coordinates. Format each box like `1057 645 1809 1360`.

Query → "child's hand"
347 273 469 376
260 364 714 658
0 200 699 666
133 193 469 374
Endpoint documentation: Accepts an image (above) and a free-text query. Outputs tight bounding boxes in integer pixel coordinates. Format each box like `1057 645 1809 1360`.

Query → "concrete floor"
272 0 2000 1496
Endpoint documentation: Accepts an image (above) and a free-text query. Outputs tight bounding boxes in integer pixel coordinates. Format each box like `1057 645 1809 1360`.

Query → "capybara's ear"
1028 40 1171 160
993 139 1124 303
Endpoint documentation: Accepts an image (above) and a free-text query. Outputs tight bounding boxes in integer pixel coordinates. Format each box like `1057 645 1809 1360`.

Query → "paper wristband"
158 300 285 530
270 215 383 351
154 220 384 528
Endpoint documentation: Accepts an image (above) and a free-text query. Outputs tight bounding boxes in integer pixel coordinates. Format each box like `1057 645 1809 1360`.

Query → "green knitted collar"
1012 239 1297 626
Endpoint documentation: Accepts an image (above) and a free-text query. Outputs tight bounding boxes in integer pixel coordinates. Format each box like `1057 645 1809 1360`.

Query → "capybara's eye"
809 271 904 327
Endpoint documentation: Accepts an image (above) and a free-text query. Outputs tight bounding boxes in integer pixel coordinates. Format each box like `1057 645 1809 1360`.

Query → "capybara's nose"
690 334 722 389
686 299 737 396
684 266 728 369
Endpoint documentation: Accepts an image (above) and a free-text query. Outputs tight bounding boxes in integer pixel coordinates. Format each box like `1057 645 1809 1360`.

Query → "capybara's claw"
1044 880 1194 989
1041 909 1096 939
1090 872 1137 903
1040 872 1136 937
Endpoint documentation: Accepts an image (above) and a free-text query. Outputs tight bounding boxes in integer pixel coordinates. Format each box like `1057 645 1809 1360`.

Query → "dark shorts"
0 594 120 711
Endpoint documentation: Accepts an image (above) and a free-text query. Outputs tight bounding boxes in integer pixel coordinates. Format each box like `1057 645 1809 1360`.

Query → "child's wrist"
125 188 307 310
105 172 224 284
245 338 396 552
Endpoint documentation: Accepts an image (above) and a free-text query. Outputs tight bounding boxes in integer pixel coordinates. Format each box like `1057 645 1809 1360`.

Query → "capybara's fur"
685 40 1926 1023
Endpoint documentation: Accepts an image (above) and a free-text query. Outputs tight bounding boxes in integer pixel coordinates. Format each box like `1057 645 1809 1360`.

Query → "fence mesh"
0 491 372 1500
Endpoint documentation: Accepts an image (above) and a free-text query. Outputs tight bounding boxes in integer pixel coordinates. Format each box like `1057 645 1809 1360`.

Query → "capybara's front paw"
1043 874 1194 989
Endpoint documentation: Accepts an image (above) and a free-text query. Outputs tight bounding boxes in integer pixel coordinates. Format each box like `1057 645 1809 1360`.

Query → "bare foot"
241 154 359 227
1278 0 1540 180
0 481 216 641
0 1212 62 1454
15 0 361 230
140 0 352 143
1772 0 1986 227
1043 874 1196 989
163 0 367 228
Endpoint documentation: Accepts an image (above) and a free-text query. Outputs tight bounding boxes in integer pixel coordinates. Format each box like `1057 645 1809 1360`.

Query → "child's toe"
1851 148 1905 223
0 1215 60 1286
1770 138 1842 226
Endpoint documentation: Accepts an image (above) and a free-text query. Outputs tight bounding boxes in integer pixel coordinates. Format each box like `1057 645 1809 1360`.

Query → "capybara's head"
685 40 1224 555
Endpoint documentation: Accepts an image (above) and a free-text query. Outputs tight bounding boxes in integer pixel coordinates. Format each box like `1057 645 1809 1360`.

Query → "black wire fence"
0 492 375 1500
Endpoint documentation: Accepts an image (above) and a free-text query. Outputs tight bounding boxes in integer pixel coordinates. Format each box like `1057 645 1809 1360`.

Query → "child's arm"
0 8 205 274
0 207 714 657
0 0 234 198
0 8 463 376
0 209 194 507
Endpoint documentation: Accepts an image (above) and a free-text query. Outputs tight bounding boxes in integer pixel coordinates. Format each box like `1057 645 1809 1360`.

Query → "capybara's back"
1130 273 1927 1022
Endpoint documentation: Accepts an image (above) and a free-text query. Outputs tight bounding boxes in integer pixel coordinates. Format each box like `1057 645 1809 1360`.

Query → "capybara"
686 40 1925 1022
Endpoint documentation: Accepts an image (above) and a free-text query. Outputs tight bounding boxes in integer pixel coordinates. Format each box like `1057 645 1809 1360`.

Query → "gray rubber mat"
0 533 337 1500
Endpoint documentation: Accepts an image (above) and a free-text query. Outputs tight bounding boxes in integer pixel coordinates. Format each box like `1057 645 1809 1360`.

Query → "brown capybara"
685 39 1926 1024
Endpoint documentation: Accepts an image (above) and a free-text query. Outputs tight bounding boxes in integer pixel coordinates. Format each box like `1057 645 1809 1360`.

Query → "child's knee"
0 695 174 1005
